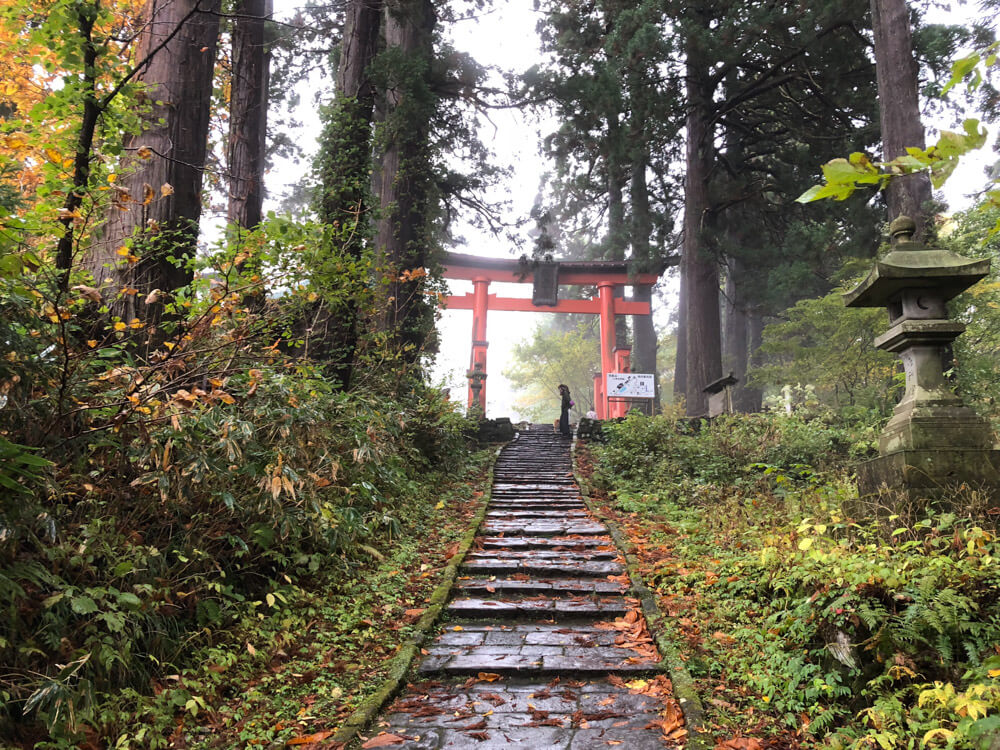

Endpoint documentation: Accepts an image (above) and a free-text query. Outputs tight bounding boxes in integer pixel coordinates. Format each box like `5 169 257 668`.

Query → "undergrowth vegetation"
0 215 480 746
589 412 1000 749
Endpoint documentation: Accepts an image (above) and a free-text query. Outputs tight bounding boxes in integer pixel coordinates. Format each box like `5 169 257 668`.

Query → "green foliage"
0 207 474 745
597 411 862 493
593 413 1000 746
942 203 1000 424
0 351 473 743
503 319 600 421
753 290 900 417
797 120 988 204
798 41 999 231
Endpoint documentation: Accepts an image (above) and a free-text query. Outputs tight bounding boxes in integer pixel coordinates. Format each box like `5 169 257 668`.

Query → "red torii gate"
441 252 659 419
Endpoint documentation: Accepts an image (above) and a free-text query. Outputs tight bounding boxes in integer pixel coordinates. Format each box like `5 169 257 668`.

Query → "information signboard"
606 373 655 399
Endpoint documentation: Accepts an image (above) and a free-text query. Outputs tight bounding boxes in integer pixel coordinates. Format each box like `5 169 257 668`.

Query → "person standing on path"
558 384 573 437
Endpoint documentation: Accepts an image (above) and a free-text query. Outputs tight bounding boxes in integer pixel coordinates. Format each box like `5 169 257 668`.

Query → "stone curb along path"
364 427 690 749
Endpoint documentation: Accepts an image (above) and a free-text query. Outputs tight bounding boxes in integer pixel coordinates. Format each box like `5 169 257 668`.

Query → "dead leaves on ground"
716 738 764 750
360 733 406 748
285 730 335 746
596 607 660 662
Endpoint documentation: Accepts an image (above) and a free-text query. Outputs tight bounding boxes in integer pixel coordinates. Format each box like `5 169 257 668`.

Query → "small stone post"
844 216 999 496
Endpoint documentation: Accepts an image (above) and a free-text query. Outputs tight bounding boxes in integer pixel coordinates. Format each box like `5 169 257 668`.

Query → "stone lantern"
844 215 999 495
466 362 487 417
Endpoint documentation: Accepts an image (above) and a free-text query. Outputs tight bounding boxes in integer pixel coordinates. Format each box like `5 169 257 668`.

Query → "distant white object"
586 410 598 419
782 384 793 415
606 373 655 399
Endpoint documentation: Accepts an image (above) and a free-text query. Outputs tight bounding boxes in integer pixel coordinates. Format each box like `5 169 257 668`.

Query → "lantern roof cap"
844 216 990 308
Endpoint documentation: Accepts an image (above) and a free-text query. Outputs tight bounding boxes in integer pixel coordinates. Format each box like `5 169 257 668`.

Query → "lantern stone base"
879 400 996 454
855 449 1000 500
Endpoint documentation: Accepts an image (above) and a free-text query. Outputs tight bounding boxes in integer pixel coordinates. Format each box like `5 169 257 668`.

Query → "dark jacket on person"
559 390 572 436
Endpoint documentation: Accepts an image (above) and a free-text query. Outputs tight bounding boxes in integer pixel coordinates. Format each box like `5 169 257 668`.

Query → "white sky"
265 1 993 422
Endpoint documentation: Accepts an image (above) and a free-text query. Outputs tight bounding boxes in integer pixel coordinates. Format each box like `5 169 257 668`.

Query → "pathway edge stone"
331 447 501 746
572 438 713 750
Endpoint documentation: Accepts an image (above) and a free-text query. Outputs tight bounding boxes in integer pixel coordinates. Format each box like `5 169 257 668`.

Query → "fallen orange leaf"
287 730 334 745
361 733 405 748
717 738 763 750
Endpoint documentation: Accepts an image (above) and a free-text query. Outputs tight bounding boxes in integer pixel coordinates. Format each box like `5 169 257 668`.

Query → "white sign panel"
606 373 656 399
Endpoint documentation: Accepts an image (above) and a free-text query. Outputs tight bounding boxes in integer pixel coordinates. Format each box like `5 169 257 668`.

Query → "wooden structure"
441 252 659 418
703 372 738 418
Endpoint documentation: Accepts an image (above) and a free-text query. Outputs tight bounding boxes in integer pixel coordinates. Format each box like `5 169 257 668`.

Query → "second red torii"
440 252 659 419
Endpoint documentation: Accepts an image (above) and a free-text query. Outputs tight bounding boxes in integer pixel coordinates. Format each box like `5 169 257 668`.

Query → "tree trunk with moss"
870 0 933 238
630 150 660 414
374 0 437 362
227 0 271 233
679 19 722 417
87 0 221 331
307 0 383 388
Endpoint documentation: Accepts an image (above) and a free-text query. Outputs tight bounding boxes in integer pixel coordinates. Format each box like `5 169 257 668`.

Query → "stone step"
488 501 585 509
490 494 582 500
493 488 576 494
432 622 636 647
480 520 608 536
454 577 627 596
461 558 623 577
492 476 573 483
382 679 672 749
491 494 582 500
479 535 614 549
447 595 629 619
489 503 593 518
417 648 658 676
489 503 583 509
467 548 618 562
486 510 591 520
378 424 671 749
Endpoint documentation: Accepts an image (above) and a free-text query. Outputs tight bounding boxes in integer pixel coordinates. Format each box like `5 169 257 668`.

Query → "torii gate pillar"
593 373 605 419
468 277 489 410
595 284 634 418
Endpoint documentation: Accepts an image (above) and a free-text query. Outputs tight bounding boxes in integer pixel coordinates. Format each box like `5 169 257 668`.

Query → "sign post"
606 373 656 413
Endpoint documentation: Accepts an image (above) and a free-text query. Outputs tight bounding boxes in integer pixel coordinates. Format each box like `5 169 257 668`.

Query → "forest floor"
575 444 798 750
157 454 496 750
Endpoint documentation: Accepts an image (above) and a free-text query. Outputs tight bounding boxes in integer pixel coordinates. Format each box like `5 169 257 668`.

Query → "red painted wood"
441 251 663 286
593 373 605 420
445 267 659 286
468 278 490 409
443 294 651 316
598 283 616 418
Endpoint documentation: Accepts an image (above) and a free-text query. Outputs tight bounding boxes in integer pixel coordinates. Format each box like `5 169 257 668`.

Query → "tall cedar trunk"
723 259 749 410
227 0 271 232
310 0 383 387
605 116 629 348
681 29 722 416
870 0 933 238
630 151 659 414
375 0 436 358
744 309 764 412
87 0 221 330
673 272 687 404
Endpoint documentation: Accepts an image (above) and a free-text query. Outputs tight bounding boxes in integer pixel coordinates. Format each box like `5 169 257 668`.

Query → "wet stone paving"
365 427 687 748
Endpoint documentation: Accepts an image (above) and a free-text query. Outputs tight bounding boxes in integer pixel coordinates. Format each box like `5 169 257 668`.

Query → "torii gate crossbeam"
440 252 659 419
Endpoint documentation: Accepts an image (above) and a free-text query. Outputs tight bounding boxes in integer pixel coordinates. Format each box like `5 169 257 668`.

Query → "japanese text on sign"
606 373 655 399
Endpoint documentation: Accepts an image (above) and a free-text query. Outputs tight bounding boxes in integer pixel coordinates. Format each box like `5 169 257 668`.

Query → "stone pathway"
369 427 686 748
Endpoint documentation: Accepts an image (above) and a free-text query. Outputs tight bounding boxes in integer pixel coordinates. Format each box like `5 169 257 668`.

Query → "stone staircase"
375 426 681 748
